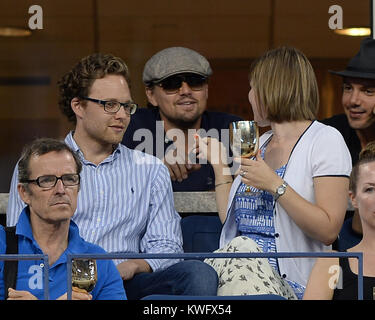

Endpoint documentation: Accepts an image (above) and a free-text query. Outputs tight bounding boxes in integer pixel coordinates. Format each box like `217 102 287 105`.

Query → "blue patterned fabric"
233 146 305 299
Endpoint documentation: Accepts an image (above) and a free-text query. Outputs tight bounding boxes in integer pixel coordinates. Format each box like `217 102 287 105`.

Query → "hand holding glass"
229 121 259 158
229 121 259 193
72 259 97 293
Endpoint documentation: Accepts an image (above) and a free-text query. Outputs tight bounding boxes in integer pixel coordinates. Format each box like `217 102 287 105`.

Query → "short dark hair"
18 138 82 184
57 53 131 123
349 141 375 194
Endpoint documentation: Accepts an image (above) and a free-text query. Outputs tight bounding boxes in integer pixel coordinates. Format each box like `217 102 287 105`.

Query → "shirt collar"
65 131 121 165
65 131 80 153
15 206 34 240
16 206 88 255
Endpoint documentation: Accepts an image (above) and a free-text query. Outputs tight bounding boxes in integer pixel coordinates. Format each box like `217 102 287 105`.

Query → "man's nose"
54 179 66 193
178 81 193 95
114 105 128 119
349 88 361 106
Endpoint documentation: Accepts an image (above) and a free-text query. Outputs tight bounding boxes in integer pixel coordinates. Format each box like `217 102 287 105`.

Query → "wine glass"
229 121 259 193
229 120 259 158
71 259 97 293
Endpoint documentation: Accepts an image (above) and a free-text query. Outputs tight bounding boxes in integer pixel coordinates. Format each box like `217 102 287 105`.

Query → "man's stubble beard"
160 108 204 130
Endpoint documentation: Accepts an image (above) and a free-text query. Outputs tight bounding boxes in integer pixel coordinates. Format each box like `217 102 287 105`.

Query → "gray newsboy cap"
143 47 213 84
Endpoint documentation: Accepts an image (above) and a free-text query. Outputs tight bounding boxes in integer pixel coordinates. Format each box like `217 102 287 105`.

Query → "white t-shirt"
220 120 352 286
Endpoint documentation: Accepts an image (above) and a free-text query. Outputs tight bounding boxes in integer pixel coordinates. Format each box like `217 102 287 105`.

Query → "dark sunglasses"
155 73 207 94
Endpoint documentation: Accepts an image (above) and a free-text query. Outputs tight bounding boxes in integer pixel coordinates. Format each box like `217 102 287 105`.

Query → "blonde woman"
200 46 352 299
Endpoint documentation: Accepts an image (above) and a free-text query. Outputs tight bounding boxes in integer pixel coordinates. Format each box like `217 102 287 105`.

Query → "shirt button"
282 274 287 278
275 233 279 238
40 263 44 268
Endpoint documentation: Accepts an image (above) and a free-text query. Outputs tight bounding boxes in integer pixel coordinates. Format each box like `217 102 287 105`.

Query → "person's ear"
71 97 85 119
349 190 358 209
204 83 208 99
18 183 31 205
145 87 158 107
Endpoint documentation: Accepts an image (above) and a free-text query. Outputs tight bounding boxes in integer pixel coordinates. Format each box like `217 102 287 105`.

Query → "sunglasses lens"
185 75 207 90
160 77 183 92
159 74 207 93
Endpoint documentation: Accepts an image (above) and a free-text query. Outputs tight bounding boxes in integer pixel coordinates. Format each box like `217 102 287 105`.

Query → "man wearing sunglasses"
7 53 218 299
122 47 242 191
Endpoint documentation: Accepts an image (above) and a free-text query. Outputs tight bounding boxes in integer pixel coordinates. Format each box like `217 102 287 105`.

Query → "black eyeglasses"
22 174 80 189
81 97 137 115
155 73 208 94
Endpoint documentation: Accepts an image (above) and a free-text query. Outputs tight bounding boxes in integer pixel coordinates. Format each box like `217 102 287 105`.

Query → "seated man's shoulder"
313 120 349 142
119 143 165 166
318 117 353 140
121 108 158 148
205 110 243 121
320 114 349 130
203 110 243 128
128 107 158 126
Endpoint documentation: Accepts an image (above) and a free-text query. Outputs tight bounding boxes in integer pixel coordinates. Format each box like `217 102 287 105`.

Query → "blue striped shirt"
6 132 183 272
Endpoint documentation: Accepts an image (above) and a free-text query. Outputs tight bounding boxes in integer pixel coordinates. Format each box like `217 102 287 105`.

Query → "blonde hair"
249 46 319 123
349 141 375 194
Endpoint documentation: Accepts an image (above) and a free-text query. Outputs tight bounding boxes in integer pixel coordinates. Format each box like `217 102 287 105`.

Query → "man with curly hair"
6 53 218 300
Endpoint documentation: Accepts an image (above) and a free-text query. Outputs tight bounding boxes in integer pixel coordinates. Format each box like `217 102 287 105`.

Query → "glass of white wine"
72 259 97 293
229 120 259 193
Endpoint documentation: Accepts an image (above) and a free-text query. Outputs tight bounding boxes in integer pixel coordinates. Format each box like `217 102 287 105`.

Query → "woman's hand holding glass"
235 150 283 195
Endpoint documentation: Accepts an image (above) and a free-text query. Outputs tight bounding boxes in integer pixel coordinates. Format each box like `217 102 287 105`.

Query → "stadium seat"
181 215 222 255
337 217 362 251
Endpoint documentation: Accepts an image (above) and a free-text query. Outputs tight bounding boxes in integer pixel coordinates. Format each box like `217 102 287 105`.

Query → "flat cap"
143 47 213 84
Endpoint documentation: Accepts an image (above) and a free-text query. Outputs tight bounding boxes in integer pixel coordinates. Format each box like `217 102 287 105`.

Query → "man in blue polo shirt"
122 47 242 191
0 138 126 300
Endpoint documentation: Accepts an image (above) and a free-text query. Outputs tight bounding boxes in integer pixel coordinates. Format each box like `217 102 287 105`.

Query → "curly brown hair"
57 53 131 123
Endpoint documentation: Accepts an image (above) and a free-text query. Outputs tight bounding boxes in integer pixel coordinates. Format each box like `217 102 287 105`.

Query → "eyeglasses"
81 97 137 115
155 73 208 94
22 174 80 189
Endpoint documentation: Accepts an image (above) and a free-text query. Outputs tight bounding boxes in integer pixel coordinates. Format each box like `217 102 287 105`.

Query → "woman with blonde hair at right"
198 46 352 299
304 141 375 300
